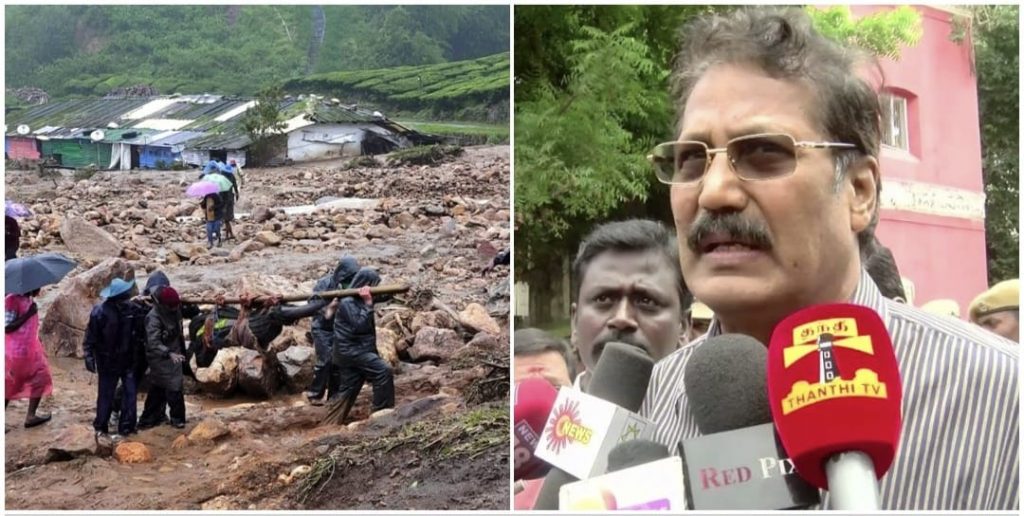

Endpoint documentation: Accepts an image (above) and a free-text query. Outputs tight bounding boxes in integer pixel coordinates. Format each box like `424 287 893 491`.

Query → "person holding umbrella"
6 200 32 261
186 179 225 249
5 252 77 428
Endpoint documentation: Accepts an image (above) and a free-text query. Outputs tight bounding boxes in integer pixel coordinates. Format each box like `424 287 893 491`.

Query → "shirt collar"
702 268 890 340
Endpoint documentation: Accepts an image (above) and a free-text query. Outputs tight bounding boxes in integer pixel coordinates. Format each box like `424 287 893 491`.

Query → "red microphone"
766 303 902 510
514 378 560 480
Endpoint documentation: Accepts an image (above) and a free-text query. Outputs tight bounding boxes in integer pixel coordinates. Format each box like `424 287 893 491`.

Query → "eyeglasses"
648 133 857 186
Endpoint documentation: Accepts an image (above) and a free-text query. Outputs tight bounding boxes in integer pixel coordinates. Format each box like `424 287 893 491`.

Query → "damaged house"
4 94 437 169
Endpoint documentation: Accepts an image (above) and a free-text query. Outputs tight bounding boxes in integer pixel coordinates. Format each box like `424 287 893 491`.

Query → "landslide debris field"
4 146 511 510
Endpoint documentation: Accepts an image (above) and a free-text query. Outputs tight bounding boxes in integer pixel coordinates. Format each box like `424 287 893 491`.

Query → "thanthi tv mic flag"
534 386 655 480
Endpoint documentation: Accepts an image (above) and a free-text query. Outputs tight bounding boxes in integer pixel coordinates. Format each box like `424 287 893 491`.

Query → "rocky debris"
39 258 135 357
255 231 282 246
171 434 190 449
276 345 315 393
376 327 400 369
252 206 274 223
114 441 154 464
104 84 159 98
10 86 49 105
45 425 107 462
410 310 457 334
170 242 207 260
237 348 279 398
227 239 265 262
458 303 501 335
408 327 463 363
59 216 124 261
187 419 230 443
194 347 243 396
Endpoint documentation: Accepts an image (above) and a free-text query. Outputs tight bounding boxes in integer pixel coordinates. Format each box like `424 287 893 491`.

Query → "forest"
5 5 509 103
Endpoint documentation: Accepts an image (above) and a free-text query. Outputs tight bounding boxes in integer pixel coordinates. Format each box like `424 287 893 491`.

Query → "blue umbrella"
5 252 78 295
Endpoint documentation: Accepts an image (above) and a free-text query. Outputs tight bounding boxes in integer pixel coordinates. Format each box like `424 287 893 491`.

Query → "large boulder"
276 345 315 393
227 239 265 262
194 347 243 396
376 327 400 369
39 258 136 357
408 327 463 363
188 418 230 443
59 216 123 261
46 424 108 462
255 231 282 246
410 310 457 334
458 303 501 335
114 441 153 464
236 348 279 398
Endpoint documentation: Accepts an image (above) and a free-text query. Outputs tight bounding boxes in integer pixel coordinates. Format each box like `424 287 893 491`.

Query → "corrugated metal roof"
148 130 205 147
6 98 152 133
4 96 412 151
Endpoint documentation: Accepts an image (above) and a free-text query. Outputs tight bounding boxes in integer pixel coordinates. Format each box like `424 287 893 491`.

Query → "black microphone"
679 334 820 510
532 342 654 510
607 439 671 472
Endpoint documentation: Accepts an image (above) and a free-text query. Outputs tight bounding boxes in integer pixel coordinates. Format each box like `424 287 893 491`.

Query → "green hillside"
284 53 509 121
5 5 508 103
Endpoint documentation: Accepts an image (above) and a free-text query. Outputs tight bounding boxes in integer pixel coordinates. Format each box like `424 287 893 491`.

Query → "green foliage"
5 6 508 99
970 5 1019 281
242 86 287 164
806 6 922 58
514 5 925 273
401 121 509 144
285 53 509 121
387 144 464 166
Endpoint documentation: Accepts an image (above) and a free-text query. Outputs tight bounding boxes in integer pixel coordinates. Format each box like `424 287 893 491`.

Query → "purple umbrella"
5 200 32 218
186 181 222 198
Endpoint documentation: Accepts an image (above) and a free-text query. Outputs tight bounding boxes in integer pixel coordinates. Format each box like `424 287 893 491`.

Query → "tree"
969 5 1019 282
514 6 924 275
241 86 287 165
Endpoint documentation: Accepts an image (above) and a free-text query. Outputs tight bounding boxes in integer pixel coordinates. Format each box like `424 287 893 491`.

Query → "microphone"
559 440 684 510
767 303 902 510
679 334 821 510
531 342 655 510
513 378 559 481
607 439 670 472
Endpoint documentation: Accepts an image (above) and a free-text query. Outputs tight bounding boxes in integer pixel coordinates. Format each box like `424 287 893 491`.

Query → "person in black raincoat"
331 267 394 413
139 287 188 429
83 278 141 437
306 255 361 405
113 272 199 414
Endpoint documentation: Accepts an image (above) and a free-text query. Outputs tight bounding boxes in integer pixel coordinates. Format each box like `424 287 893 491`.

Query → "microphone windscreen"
766 303 902 489
606 439 670 472
588 342 654 413
684 333 771 434
513 378 560 480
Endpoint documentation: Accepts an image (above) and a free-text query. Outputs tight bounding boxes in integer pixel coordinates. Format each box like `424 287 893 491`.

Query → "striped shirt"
641 268 1019 510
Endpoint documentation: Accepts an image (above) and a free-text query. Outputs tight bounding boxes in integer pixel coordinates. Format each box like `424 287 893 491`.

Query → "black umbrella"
5 252 78 295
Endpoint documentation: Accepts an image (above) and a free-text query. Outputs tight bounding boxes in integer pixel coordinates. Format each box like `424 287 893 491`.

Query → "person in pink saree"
5 288 53 428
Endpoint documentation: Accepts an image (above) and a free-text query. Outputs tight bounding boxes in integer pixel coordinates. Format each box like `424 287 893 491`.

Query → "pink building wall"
853 5 988 317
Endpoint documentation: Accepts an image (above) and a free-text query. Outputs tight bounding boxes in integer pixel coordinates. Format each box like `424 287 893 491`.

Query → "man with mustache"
569 219 691 392
641 7 1018 510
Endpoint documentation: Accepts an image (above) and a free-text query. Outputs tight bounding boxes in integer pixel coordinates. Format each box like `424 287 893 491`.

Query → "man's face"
571 249 684 372
670 64 875 317
513 351 572 388
976 311 1019 342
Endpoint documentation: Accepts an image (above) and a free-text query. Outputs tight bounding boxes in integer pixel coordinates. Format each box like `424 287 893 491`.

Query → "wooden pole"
180 283 411 305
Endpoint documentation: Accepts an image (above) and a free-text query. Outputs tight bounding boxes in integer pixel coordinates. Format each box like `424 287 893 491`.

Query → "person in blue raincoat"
83 278 141 437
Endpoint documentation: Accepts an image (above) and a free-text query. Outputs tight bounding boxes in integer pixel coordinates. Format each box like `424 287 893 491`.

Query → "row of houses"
4 94 438 170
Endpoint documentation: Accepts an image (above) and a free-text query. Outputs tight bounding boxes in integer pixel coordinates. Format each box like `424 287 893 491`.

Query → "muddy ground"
4 146 511 510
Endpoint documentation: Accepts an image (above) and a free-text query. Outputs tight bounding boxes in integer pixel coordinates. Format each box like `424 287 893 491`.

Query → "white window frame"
880 93 909 151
